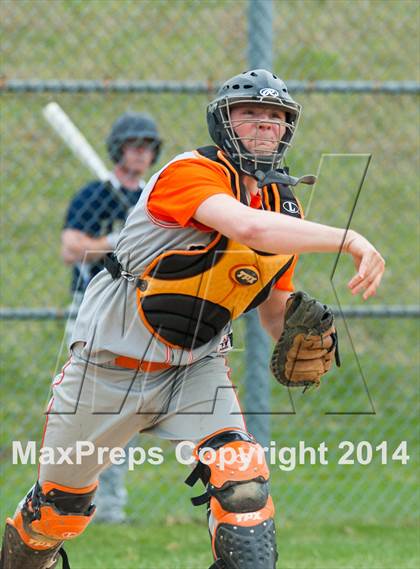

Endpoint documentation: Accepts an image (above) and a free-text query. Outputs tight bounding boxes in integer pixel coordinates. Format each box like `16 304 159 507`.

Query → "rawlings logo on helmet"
259 88 280 98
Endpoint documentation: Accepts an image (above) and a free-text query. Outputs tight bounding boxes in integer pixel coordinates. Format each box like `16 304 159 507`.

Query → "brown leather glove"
270 291 340 388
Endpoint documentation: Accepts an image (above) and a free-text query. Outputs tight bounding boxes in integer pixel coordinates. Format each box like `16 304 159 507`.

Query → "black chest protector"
136 146 303 350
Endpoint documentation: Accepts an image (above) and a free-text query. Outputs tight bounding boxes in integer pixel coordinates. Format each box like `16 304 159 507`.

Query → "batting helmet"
106 112 162 165
207 69 301 177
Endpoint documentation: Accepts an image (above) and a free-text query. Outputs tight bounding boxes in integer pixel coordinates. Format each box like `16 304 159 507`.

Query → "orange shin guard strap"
41 480 98 495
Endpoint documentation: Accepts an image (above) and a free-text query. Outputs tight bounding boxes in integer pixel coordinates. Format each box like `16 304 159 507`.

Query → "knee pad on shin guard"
185 429 278 569
9 480 97 550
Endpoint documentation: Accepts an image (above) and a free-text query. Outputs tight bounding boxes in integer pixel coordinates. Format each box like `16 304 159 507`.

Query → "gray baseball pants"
39 342 245 488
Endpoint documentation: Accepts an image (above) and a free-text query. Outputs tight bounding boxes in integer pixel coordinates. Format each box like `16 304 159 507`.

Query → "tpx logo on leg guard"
236 512 262 522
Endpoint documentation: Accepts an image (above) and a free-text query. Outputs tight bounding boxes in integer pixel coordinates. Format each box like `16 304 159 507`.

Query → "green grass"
62 520 420 569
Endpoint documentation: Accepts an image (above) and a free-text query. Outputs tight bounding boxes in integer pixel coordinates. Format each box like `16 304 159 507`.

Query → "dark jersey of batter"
63 180 143 293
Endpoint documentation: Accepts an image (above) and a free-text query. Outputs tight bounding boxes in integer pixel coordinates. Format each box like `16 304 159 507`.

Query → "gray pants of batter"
39 343 245 490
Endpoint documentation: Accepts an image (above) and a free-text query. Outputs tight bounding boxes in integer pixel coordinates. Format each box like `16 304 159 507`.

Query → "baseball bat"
42 102 131 206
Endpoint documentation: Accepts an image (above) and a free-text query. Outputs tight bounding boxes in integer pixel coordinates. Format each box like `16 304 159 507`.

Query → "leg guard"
0 480 97 569
185 428 278 569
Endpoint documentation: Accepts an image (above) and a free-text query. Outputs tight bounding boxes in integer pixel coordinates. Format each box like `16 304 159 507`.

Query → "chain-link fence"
1 0 419 529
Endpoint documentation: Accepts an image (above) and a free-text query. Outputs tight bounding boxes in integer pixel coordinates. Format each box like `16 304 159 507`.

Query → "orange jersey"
147 157 297 292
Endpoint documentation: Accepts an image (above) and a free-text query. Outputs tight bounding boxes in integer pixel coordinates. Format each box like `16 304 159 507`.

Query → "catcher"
1 69 385 569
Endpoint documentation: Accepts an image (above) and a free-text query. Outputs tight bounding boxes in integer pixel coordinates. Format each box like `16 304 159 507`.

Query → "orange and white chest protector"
136 146 303 351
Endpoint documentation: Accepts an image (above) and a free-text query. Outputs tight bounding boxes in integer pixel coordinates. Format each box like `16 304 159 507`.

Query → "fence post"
248 0 273 70
244 0 273 448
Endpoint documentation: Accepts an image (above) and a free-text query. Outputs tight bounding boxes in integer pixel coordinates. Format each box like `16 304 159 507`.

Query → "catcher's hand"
270 291 340 389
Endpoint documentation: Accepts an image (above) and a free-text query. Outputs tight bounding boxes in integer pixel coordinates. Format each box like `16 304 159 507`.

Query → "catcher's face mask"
226 101 292 170
207 69 301 177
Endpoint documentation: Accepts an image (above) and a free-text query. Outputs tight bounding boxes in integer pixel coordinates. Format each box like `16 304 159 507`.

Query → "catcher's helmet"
106 112 162 165
207 69 301 177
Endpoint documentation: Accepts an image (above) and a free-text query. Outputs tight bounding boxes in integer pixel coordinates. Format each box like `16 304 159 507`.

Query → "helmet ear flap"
207 106 225 149
107 137 123 164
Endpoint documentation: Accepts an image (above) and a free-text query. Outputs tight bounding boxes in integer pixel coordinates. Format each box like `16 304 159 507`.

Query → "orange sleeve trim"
147 157 233 229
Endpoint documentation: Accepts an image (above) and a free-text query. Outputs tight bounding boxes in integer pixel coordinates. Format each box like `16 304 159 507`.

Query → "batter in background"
1 70 385 569
61 111 162 523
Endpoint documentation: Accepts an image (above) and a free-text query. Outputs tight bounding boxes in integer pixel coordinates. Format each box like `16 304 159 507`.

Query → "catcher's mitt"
270 291 340 388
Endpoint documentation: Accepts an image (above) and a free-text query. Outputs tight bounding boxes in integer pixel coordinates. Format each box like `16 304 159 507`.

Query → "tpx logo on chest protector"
232 267 260 286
